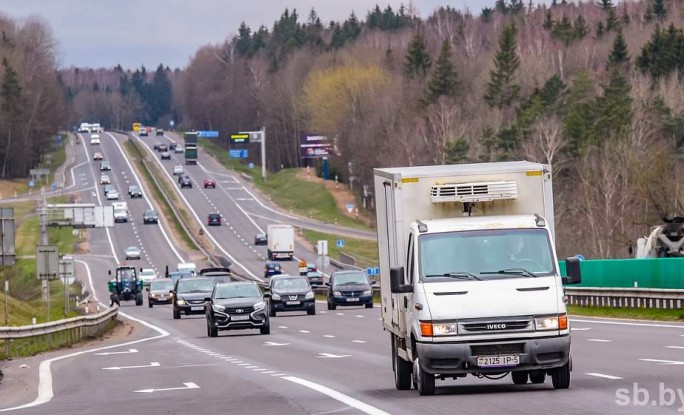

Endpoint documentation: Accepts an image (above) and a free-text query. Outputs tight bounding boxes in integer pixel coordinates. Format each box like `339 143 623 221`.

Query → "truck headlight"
362 290 372 296
271 293 281 300
176 299 186 305
212 304 225 312
420 321 458 337
254 301 265 311
305 291 314 300
535 314 568 330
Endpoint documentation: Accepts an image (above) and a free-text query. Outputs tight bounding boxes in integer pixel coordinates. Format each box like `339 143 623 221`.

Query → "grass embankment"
125 140 196 250
199 139 368 229
568 306 684 322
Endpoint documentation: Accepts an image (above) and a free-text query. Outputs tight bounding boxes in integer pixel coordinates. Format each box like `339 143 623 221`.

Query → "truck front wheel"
511 371 528 385
551 361 570 389
414 358 435 396
392 335 412 390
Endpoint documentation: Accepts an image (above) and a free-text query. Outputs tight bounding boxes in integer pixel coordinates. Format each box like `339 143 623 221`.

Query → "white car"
125 246 141 260
99 174 111 184
174 145 184 153
139 268 157 286
90 134 101 145
106 189 120 200
173 165 184 175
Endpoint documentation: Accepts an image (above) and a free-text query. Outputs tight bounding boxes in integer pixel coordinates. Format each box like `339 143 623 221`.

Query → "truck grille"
471 343 525 356
460 318 532 335
430 181 518 203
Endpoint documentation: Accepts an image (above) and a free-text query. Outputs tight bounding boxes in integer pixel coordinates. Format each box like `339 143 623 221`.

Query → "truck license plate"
231 315 249 321
477 355 519 367
190 306 203 311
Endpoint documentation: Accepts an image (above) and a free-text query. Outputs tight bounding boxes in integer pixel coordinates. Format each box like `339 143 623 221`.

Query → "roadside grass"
125 140 195 250
568 306 684 322
301 229 378 268
199 140 367 229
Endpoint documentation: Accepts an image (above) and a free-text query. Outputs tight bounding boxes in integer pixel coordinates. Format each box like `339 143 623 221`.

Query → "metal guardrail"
565 287 684 310
1 306 118 358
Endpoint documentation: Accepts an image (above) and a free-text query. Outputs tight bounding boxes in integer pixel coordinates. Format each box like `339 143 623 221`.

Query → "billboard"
300 133 333 159
230 133 250 143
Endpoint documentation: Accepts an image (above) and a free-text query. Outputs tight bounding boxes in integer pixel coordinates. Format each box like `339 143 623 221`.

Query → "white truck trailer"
374 161 581 395
267 224 294 260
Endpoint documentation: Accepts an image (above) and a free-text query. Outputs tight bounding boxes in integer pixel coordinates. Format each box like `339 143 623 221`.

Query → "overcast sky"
0 1 546 70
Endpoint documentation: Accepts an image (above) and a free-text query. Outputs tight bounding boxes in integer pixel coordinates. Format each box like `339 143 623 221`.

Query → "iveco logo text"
235 309 244 313
486 324 507 330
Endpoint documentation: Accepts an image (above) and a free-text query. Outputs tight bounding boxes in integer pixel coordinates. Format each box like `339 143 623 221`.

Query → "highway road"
2 132 684 414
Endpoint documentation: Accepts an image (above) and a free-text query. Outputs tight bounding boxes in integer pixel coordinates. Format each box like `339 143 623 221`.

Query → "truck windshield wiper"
481 268 537 278
425 272 481 281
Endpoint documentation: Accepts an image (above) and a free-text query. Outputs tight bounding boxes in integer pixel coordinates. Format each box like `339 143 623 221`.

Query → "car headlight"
535 314 568 330
305 291 314 300
362 290 372 296
212 304 225 312
176 299 186 305
254 301 265 311
333 291 342 296
271 293 281 300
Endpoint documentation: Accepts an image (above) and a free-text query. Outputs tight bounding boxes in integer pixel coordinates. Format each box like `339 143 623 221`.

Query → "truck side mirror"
563 257 582 285
390 267 412 294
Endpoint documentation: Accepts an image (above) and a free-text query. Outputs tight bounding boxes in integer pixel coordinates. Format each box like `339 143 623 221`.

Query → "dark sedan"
171 277 216 319
160 151 171 160
208 213 221 226
205 282 269 336
143 209 159 224
254 233 267 245
147 279 174 308
263 261 282 279
180 176 192 189
128 185 143 198
265 275 315 316
326 270 374 310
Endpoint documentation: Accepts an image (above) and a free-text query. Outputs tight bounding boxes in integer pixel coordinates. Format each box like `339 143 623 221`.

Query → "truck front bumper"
416 335 570 375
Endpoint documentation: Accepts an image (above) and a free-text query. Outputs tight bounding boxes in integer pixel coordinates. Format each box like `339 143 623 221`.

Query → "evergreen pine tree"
495 0 509 14
606 8 621 31
653 0 667 21
552 15 575 46
598 0 613 11
481 7 494 22
425 39 459 103
404 30 431 78
575 15 590 39
595 20 605 38
543 10 554 30
236 22 253 57
595 66 633 141
485 23 521 109
444 137 470 164
1 57 21 117
607 30 630 71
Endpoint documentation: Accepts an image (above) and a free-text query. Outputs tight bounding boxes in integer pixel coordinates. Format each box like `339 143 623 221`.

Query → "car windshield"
419 228 556 281
334 272 367 285
273 277 309 290
177 279 215 293
150 280 173 291
116 268 136 280
214 284 261 299
145 210 157 216
126 247 138 252
141 270 155 276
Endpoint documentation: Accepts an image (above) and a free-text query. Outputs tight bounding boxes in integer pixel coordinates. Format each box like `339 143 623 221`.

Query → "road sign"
197 131 219 138
51 183 58 191
30 168 50 176
336 239 344 248
0 208 15 266
345 203 354 213
315 255 330 270
229 149 249 159
170 120 175 127
317 240 328 256
36 245 59 280
230 133 249 143
28 180 34 188
366 267 380 276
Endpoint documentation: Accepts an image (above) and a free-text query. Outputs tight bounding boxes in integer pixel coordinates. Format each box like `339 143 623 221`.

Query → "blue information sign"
51 183 58 191
28 180 34 188
198 131 219 138
336 239 344 248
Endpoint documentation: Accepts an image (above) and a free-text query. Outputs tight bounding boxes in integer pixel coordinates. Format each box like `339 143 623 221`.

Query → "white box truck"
112 202 128 223
374 161 581 395
267 224 294 260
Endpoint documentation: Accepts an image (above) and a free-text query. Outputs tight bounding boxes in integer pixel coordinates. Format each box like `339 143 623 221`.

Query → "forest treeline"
4 0 684 258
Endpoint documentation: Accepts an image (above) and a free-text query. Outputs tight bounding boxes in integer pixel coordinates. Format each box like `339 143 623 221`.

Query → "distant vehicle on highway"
174 145 184 154
143 209 159 224
100 160 111 171
139 268 157 286
106 189 119 200
180 175 192 189
139 129 148 137
166 270 193 284
305 271 324 288
153 143 162 151
128 185 143 198
265 275 315 316
168 142 177 151
198 267 232 283
203 178 216 189
93 152 103 161
158 143 168 152
173 165 184 175
146 278 173 307
205 282 270 337
156 128 164 136
263 261 282 279
178 173 190 184
99 174 111 184
125 246 141 260
207 213 221 226
171 277 216 319
160 151 171 160
103 184 114 195
90 134 100 145
254 233 267 245
326 270 373 310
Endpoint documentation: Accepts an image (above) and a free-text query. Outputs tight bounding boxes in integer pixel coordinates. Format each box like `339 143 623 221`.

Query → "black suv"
143 209 159 224
265 275 315 316
128 185 143 198
326 270 374 310
263 261 282 279
180 176 192 189
205 282 269 336
171 277 216 319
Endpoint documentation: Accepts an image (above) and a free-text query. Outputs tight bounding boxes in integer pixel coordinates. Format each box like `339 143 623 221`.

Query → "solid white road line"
585 373 623 380
284 376 390 415
587 339 612 343
639 358 684 365
665 346 684 349
571 318 684 329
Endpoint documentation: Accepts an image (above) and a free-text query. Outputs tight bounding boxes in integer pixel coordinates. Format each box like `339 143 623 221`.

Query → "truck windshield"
419 228 556 281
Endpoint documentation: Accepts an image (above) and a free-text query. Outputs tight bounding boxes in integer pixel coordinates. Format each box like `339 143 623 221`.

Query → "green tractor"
108 266 144 306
